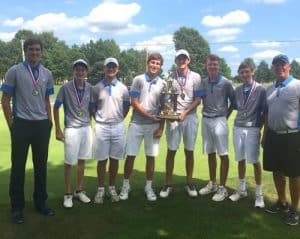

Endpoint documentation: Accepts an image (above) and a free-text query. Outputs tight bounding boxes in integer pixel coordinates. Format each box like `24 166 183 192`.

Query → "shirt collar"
145 73 158 84
23 60 40 70
73 79 85 90
275 75 293 88
103 78 118 86
208 73 221 84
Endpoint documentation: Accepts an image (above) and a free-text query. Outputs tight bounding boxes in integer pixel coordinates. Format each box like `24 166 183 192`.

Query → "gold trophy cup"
159 73 180 120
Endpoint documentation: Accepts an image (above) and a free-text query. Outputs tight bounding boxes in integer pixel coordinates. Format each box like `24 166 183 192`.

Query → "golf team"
1 38 299 226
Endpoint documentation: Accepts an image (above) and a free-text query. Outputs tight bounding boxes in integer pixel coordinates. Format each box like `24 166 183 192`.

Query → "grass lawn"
0 106 299 239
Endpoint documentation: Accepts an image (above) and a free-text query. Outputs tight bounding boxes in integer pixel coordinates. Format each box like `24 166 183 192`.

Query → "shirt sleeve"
53 85 64 108
193 72 202 97
129 77 141 98
1 66 17 94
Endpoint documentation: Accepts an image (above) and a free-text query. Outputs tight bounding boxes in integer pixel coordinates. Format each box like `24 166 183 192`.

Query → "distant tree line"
1 28 300 86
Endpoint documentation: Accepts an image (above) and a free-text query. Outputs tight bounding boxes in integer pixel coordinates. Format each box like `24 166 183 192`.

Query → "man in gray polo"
263 54 300 226
198 54 235 202
54 59 93 208
1 38 55 224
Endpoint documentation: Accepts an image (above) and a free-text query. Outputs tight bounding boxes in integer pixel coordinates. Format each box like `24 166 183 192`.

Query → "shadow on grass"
0 162 299 239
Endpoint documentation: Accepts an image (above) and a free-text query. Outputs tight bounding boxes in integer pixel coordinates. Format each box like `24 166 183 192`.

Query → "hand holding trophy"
159 72 180 120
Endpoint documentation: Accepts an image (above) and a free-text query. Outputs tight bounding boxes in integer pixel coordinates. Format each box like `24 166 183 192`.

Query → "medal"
77 111 84 117
181 92 185 100
32 89 39 96
176 71 189 101
26 63 42 97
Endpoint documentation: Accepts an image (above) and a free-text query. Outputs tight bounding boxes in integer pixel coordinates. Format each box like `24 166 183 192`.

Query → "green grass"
0 109 299 239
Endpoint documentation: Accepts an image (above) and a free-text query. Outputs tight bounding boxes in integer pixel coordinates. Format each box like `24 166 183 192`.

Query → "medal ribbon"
27 65 42 89
72 80 85 109
176 70 189 95
243 81 256 108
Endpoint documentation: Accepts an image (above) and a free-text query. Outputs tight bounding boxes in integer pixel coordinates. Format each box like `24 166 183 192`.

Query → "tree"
118 49 147 86
218 57 231 79
81 39 120 81
290 60 300 79
173 27 210 76
254 60 274 83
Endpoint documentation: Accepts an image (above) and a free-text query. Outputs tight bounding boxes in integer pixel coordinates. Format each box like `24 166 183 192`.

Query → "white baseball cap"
73 59 88 68
175 49 190 60
104 57 119 66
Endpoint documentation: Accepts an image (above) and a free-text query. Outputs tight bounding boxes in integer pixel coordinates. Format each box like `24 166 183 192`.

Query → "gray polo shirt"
93 78 130 123
233 81 266 128
266 76 300 131
130 73 167 124
1 61 54 120
54 80 93 128
169 70 202 114
200 74 235 117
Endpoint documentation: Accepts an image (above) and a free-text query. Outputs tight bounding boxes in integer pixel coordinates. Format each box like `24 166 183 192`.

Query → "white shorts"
125 123 161 157
166 113 199 151
64 126 93 165
94 122 126 161
233 126 261 164
202 116 228 155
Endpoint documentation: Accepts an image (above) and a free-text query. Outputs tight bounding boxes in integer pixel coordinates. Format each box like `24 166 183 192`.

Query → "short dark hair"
206 54 220 62
147 52 164 66
238 61 255 72
23 38 43 52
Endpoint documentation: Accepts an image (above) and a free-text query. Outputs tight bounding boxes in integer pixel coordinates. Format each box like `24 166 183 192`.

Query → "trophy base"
159 113 181 120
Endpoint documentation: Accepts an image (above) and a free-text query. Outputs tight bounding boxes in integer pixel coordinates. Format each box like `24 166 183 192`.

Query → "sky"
1 0 300 76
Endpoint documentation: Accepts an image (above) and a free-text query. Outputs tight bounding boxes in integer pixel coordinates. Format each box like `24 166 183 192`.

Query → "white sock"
239 178 246 191
123 179 130 187
255 185 262 196
108 185 115 191
145 180 152 191
98 187 105 191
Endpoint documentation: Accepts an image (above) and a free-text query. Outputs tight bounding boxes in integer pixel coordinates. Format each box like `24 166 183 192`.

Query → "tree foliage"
173 27 210 77
254 60 274 83
291 60 300 79
4 28 299 87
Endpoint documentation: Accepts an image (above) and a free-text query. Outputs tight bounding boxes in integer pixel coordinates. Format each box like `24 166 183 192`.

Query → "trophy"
159 73 181 120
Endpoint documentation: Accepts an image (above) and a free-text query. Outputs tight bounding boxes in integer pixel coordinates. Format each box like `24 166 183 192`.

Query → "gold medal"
180 92 185 100
32 89 39 96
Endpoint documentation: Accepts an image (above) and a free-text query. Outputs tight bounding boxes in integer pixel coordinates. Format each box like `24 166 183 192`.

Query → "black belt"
203 115 223 118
